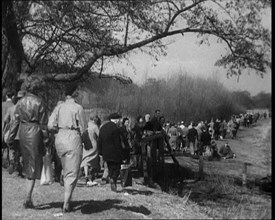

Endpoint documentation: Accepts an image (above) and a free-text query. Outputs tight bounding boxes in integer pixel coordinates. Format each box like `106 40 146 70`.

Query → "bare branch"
164 0 207 32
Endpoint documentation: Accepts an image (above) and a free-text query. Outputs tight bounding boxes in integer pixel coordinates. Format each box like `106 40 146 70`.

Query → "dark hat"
108 113 122 120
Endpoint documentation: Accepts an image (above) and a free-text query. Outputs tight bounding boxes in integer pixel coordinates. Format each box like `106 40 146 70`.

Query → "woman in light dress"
81 113 100 186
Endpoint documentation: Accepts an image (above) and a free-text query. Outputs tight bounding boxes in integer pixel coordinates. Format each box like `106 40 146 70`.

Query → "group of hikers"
2 76 269 213
162 111 263 156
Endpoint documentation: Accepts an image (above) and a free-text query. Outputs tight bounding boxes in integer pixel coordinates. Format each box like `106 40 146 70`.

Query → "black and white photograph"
2 0 271 219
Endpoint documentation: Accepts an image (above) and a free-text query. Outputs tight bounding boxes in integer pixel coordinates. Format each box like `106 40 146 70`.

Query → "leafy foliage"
2 0 271 91
78 71 254 123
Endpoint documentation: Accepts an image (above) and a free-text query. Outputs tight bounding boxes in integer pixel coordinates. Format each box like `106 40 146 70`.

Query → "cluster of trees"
2 0 271 93
78 72 271 123
231 91 271 111
2 0 271 123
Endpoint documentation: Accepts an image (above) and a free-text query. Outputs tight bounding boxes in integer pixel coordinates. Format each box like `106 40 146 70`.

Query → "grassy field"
2 118 271 219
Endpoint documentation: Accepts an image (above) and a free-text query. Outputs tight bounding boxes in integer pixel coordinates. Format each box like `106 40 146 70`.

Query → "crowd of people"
2 77 269 213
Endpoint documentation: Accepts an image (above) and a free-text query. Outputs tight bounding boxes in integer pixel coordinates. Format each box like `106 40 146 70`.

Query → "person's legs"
102 160 109 181
24 178 35 208
190 141 194 155
53 148 62 182
107 161 120 192
84 165 89 179
13 140 23 176
63 165 81 211
55 130 82 212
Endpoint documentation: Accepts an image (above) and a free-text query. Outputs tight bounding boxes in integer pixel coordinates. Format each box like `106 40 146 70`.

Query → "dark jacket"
120 125 131 161
131 123 144 154
98 121 123 163
187 127 198 142
213 121 220 131
200 131 212 146
150 116 162 131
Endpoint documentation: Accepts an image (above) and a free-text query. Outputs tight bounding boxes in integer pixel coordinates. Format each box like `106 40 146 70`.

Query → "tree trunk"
2 0 24 92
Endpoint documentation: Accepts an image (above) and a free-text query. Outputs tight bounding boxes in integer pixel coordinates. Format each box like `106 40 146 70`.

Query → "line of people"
1 78 267 213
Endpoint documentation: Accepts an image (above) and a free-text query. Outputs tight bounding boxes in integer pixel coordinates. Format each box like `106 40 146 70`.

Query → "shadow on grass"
35 199 151 215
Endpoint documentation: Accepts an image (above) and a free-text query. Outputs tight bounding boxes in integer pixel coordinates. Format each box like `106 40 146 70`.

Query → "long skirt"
55 129 83 188
19 123 44 179
81 147 100 171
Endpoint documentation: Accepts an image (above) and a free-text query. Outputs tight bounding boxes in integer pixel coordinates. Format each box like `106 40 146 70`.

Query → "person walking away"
3 90 25 177
120 117 132 164
213 119 220 140
181 123 189 152
7 77 49 209
220 119 228 139
47 100 64 185
232 117 239 138
119 117 133 187
200 127 212 157
131 116 144 175
48 84 87 213
99 114 110 184
80 113 100 186
208 119 214 139
2 91 14 148
228 117 237 139
98 113 123 192
176 123 183 151
167 122 178 151
196 122 203 154
187 124 198 155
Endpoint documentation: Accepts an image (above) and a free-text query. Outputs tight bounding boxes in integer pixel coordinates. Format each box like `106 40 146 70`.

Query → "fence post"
242 163 248 186
199 155 204 180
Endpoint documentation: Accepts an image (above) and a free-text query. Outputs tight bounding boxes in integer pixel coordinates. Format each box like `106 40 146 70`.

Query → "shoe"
111 183 117 192
18 173 25 178
87 181 98 187
62 207 72 213
62 207 71 213
23 200 34 209
102 177 109 184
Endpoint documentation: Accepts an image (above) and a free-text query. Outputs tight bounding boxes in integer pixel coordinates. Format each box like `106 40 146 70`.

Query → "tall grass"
177 173 271 219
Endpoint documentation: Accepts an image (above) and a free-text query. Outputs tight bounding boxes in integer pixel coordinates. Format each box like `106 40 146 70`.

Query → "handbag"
40 149 54 185
82 130 93 150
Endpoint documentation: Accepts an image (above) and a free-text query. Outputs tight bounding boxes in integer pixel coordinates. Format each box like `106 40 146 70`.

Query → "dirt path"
2 164 209 218
2 171 210 219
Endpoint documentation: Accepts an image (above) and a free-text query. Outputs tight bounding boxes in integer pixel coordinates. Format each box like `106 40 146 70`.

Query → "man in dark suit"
98 113 123 192
150 109 162 132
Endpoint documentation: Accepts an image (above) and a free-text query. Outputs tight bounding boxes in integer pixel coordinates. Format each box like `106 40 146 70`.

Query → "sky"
107 7 271 96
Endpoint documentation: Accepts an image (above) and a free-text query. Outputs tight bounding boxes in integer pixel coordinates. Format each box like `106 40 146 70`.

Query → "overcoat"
98 121 123 163
8 93 48 179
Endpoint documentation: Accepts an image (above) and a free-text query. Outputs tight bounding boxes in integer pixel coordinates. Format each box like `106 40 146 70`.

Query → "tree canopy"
2 0 271 92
